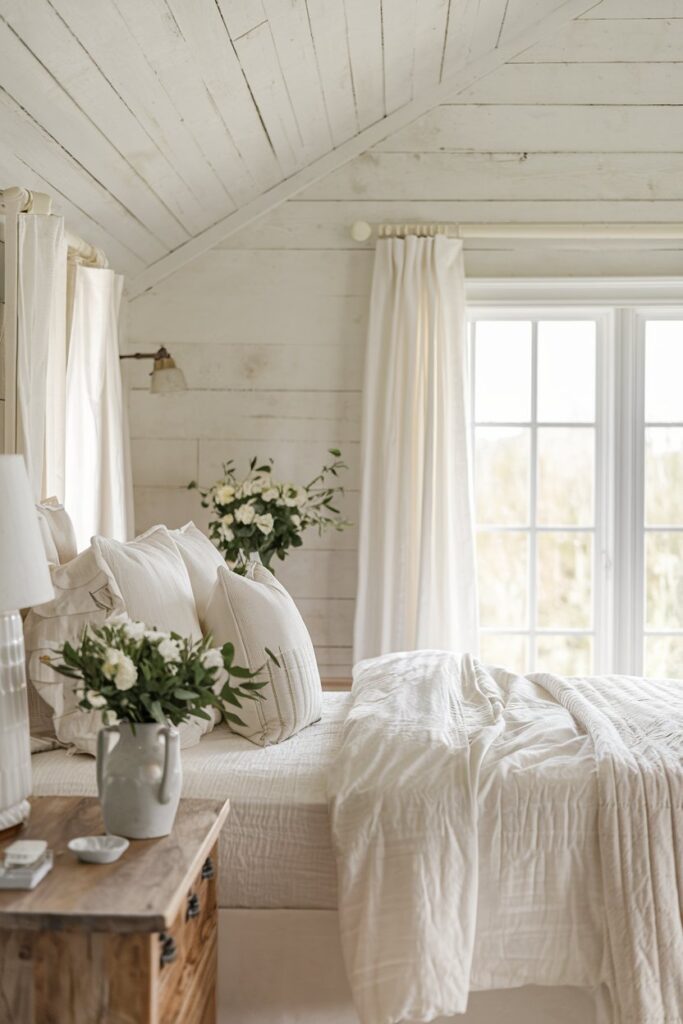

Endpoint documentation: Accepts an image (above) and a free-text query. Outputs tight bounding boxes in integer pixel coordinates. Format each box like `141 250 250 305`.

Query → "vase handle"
96 725 119 799
159 726 179 805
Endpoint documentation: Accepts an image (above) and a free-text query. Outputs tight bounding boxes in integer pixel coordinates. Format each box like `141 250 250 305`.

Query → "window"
468 295 683 679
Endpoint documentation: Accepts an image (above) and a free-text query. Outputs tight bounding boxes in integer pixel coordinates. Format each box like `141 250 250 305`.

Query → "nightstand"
0 795 230 1024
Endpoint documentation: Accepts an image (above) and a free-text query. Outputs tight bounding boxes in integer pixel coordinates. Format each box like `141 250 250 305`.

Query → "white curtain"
353 235 479 663
16 214 67 499
64 266 132 549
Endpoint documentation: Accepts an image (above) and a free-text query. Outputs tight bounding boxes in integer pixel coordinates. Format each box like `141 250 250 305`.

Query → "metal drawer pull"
186 893 201 919
159 933 177 966
201 856 215 880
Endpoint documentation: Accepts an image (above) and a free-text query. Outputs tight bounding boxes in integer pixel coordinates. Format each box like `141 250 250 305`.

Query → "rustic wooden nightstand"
0 795 230 1024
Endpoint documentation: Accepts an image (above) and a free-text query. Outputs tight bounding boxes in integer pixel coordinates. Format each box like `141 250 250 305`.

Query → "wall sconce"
120 346 187 395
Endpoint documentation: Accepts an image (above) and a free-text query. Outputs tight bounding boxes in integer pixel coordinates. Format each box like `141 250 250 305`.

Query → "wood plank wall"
127 6 683 683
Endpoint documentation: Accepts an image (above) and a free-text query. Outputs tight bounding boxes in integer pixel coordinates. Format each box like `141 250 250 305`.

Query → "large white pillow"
92 528 202 641
168 522 225 630
204 562 322 746
24 546 126 754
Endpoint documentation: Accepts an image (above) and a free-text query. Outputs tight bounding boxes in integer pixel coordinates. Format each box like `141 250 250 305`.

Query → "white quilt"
328 651 683 1024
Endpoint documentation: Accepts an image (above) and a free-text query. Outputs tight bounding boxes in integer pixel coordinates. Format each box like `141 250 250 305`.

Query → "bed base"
217 909 599 1024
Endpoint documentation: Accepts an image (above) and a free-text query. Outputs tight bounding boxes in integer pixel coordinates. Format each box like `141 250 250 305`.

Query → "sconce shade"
0 456 54 611
150 352 188 395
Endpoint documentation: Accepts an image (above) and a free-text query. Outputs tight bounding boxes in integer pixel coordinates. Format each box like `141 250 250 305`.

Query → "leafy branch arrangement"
189 448 350 570
43 616 273 729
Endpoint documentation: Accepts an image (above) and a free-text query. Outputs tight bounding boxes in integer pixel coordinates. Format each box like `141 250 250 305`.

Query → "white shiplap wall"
128 5 683 681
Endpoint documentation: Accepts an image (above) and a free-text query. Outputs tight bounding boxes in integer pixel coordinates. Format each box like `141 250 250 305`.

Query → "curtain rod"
0 186 107 267
349 220 683 243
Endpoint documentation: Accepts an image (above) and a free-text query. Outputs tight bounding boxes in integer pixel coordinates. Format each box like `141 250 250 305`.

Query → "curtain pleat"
64 266 132 549
353 236 479 662
16 214 67 499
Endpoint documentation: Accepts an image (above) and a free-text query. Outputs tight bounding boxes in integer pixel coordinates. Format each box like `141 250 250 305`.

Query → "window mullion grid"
529 321 539 672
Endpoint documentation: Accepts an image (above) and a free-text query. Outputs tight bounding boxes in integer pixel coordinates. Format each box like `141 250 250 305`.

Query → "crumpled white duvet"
327 651 683 1024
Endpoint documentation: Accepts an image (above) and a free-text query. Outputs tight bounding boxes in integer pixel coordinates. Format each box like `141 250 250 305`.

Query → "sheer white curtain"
64 266 133 549
353 235 479 663
16 214 67 499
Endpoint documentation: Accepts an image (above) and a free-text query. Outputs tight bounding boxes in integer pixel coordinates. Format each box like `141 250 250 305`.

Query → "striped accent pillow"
204 563 322 746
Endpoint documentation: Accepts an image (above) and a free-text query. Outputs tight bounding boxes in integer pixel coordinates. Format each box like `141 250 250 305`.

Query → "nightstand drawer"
158 842 218 1024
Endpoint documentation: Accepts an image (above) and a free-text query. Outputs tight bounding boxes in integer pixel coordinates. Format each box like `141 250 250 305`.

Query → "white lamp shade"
0 455 54 611
150 365 187 395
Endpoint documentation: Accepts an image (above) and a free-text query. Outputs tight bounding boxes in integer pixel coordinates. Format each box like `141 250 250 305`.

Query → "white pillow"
168 522 225 630
36 499 78 564
24 546 126 755
92 528 202 641
204 562 322 746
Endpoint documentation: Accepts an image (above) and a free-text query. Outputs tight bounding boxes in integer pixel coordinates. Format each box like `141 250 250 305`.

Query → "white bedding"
32 692 351 909
328 651 683 1024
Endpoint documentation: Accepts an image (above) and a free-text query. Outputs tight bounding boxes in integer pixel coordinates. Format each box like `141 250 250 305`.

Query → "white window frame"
465 278 683 677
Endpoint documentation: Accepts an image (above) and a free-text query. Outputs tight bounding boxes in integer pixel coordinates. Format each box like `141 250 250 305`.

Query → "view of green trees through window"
471 314 683 679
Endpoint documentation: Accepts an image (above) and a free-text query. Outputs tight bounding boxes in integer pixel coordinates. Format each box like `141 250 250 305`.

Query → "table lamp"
0 456 54 833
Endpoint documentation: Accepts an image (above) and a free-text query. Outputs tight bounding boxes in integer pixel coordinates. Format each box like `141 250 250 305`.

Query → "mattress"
31 692 351 910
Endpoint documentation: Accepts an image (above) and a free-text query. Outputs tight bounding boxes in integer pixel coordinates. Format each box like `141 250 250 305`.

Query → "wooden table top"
0 796 230 934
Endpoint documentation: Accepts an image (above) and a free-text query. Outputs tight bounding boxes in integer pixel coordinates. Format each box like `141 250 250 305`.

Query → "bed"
31 687 609 1024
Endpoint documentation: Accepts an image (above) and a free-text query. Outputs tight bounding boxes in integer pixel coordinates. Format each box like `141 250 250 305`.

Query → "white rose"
122 620 145 642
254 512 274 536
200 648 224 672
86 689 107 709
262 487 279 502
234 502 256 525
102 647 124 681
114 655 137 692
158 638 182 664
283 485 304 508
221 513 234 525
215 484 235 505
219 523 234 542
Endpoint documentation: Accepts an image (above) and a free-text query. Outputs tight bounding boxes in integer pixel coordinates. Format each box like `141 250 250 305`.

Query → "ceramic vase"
96 722 181 839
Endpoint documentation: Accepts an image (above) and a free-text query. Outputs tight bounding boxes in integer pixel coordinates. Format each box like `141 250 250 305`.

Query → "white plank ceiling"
0 0 597 285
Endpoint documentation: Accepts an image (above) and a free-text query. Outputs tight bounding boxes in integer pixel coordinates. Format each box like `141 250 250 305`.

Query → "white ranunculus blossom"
255 512 274 536
215 484 235 505
283 485 304 508
158 637 182 664
235 502 256 525
200 648 224 672
86 689 107 709
113 654 137 691
122 620 145 642
102 647 124 681
221 512 234 525
262 487 279 502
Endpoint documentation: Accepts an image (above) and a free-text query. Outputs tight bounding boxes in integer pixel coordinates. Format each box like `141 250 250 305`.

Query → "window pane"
477 531 528 628
476 427 529 525
537 427 594 526
645 532 683 629
644 635 683 679
475 321 531 423
537 532 593 629
479 633 528 673
645 321 683 423
645 428 683 526
537 321 596 423
536 634 592 676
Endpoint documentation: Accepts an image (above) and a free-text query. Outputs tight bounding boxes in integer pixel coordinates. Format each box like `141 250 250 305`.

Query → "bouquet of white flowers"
189 449 350 570
44 616 271 728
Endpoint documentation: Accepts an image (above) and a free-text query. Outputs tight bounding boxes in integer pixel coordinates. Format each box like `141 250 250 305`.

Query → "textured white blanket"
328 651 683 1024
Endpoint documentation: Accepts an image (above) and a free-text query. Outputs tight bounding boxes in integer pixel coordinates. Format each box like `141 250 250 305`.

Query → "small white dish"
68 835 129 864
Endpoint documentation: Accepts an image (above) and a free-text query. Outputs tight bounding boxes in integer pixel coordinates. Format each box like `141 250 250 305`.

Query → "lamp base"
0 610 32 830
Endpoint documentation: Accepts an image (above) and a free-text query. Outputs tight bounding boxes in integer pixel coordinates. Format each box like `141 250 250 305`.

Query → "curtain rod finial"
350 220 372 242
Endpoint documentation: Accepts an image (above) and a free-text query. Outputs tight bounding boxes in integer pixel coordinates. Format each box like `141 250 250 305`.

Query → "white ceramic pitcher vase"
97 722 181 839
